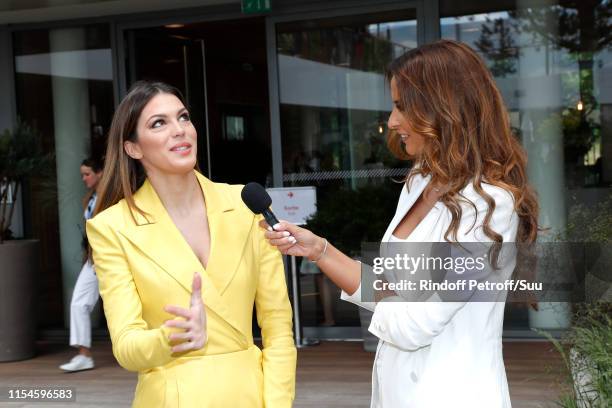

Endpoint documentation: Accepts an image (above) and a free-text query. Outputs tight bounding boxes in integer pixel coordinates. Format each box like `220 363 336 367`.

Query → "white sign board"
266 186 317 226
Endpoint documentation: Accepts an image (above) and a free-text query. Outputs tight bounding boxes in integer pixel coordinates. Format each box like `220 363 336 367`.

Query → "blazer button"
410 372 418 383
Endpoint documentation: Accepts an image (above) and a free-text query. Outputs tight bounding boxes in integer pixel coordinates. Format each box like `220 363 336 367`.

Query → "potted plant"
538 194 612 407
0 119 51 362
540 302 611 408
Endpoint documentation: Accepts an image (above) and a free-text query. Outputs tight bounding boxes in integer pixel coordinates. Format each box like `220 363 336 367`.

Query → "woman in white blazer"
261 39 540 407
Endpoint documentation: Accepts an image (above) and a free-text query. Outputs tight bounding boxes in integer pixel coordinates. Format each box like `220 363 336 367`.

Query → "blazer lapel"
382 171 432 242
117 172 249 344
196 173 254 296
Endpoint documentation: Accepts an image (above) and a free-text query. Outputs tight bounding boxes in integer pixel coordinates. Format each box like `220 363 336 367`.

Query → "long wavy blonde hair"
387 39 539 243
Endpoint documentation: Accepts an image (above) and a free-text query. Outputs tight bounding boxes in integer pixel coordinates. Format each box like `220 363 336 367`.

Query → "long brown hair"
81 156 104 211
94 81 187 221
386 39 539 243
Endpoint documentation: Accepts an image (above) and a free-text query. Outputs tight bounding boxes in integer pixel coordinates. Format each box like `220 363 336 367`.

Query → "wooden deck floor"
0 340 566 407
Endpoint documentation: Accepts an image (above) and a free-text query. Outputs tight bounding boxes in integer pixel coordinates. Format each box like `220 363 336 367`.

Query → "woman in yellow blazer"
86 80 296 407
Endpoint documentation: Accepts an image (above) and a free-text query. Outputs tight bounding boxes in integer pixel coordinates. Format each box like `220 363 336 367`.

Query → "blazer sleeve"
86 215 175 372
340 262 379 312
254 216 297 408
366 187 518 351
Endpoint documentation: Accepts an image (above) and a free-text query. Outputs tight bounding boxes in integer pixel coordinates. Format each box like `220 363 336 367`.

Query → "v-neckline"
388 172 444 241
125 172 250 298
157 177 212 273
392 190 439 241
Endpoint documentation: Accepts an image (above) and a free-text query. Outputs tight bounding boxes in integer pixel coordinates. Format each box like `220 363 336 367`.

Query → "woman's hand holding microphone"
258 220 327 262
258 219 360 295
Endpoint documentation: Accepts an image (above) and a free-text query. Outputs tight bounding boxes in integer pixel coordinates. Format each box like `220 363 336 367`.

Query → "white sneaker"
59 354 94 372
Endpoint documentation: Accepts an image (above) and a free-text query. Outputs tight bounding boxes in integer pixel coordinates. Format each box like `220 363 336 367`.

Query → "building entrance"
124 17 273 186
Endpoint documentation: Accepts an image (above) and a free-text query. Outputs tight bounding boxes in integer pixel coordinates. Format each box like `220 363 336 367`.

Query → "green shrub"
305 183 401 256
540 303 611 407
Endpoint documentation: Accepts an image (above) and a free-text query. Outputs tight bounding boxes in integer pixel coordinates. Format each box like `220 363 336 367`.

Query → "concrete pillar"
522 109 571 329
515 9 571 328
49 27 91 328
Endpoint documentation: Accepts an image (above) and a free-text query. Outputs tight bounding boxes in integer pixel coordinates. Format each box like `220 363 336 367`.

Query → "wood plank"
0 340 566 407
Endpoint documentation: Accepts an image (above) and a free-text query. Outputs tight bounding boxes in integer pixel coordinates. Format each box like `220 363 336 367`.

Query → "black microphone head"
241 182 272 214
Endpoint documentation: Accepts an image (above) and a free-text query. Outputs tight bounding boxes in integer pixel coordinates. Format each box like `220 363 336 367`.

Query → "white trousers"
69 260 100 349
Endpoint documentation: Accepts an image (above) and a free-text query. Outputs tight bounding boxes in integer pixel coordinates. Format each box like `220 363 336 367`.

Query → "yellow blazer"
86 171 296 407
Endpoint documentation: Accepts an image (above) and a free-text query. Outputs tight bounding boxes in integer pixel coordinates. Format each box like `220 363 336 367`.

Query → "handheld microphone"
241 182 280 230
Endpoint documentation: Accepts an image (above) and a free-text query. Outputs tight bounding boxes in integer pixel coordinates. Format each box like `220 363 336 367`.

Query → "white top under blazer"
341 169 519 408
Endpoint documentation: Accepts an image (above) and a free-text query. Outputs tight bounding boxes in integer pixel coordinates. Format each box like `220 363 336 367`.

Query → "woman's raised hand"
163 272 208 353
258 220 326 261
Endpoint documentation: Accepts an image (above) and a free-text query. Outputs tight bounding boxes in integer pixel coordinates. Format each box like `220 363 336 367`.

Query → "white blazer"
341 170 519 408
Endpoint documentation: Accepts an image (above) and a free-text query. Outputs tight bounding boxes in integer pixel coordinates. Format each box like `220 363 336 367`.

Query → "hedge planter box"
0 240 38 362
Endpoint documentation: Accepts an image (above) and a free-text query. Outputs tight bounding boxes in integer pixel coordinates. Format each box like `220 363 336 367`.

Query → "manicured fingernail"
289 237 297 244
273 223 281 230
282 231 290 237
267 226 273 232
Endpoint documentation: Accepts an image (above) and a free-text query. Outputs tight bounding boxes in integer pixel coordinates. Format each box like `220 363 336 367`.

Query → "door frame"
121 28 213 177
115 15 254 179
265 0 434 187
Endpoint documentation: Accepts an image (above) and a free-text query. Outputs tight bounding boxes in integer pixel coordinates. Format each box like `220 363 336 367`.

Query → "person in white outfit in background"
260 40 540 407
59 157 103 372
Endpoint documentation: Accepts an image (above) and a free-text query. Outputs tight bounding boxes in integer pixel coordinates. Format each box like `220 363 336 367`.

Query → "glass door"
275 9 419 336
125 27 211 176
123 18 272 186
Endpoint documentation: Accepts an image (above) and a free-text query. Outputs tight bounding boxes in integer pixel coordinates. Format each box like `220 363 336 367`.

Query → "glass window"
441 0 612 333
0 0 114 12
13 24 114 329
276 10 418 328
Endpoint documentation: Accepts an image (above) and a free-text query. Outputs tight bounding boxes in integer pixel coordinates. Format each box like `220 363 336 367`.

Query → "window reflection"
441 0 612 333
441 2 612 189
13 25 114 329
276 11 418 328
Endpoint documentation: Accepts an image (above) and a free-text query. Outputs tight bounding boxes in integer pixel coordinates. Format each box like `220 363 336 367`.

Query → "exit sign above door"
242 0 271 14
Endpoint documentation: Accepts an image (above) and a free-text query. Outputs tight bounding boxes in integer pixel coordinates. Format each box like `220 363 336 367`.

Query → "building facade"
1 0 610 340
